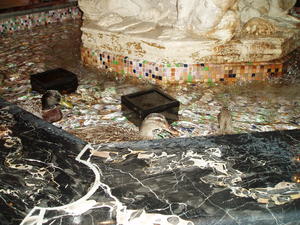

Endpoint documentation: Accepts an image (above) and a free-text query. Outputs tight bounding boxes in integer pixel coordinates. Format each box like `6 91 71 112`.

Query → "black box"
30 68 78 94
121 88 180 126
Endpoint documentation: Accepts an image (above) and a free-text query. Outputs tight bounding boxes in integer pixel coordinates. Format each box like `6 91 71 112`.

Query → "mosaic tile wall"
81 47 286 84
0 6 81 33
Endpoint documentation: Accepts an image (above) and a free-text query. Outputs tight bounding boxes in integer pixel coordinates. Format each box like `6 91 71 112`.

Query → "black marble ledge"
0 98 94 225
91 130 300 225
1 97 300 225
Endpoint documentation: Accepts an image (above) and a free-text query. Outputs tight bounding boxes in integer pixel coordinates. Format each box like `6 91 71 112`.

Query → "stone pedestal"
81 23 299 84
79 0 300 84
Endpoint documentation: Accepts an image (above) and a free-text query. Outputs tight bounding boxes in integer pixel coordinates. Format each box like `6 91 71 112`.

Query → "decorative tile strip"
81 47 286 84
0 6 81 34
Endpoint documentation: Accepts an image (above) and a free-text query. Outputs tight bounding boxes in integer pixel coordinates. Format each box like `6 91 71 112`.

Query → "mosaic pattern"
0 6 81 33
81 47 286 84
294 7 300 17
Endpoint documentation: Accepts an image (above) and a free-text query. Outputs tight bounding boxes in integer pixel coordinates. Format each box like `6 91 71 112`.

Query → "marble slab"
0 98 91 225
1 98 300 225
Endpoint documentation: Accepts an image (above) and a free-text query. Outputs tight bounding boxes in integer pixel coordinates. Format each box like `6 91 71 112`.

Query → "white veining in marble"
21 145 194 225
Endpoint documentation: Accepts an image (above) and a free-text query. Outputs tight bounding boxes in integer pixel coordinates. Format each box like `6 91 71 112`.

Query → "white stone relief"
79 0 242 41
79 0 300 65
79 0 298 41
239 0 298 35
79 0 173 33
162 0 240 42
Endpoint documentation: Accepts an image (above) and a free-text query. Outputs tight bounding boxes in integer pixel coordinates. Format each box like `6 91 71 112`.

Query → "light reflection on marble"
1 98 300 225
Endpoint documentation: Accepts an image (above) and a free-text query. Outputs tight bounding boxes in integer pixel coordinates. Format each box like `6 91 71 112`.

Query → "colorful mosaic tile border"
0 6 81 34
81 47 287 84
293 7 300 17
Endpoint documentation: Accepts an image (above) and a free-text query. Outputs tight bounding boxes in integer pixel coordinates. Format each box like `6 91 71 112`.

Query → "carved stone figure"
79 0 240 41
239 0 298 35
167 0 240 41
78 0 174 33
79 0 299 40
